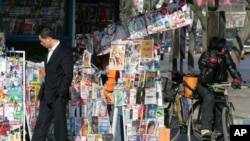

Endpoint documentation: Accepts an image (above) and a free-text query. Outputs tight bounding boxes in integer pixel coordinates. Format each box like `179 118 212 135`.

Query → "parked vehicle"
244 41 250 54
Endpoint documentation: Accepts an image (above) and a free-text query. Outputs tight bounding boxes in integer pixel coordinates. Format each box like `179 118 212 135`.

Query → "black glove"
231 77 242 89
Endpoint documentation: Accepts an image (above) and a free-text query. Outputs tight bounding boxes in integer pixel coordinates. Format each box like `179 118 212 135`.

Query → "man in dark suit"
32 26 73 141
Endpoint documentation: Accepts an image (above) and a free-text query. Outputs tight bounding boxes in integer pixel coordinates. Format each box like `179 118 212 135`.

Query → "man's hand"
231 77 243 89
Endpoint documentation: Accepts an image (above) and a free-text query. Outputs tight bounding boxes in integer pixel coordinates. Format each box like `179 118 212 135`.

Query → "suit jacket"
38 43 73 104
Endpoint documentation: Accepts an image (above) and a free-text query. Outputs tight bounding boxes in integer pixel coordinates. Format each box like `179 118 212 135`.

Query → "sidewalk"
227 86 250 124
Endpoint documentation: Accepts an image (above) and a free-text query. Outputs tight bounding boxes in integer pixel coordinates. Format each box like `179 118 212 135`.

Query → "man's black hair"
208 36 226 52
36 25 56 39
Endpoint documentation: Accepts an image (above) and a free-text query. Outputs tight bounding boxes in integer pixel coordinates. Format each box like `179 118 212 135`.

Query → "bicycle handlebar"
211 83 249 89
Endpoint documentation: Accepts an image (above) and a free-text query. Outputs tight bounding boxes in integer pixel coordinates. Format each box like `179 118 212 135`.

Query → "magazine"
113 86 127 106
140 40 153 58
109 43 126 70
132 104 144 120
98 117 111 134
102 133 113 141
145 104 157 119
82 50 91 68
144 88 157 105
91 116 99 134
139 120 147 135
142 134 158 141
92 86 105 100
97 99 108 117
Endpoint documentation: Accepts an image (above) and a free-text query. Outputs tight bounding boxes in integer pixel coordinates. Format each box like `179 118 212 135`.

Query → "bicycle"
186 82 234 141
162 71 237 141
162 70 186 141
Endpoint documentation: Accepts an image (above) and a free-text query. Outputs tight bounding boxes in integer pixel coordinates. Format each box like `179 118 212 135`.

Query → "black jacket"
38 43 73 104
198 50 241 85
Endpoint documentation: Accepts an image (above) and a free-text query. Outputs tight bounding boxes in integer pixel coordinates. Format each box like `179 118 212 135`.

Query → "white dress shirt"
47 41 60 63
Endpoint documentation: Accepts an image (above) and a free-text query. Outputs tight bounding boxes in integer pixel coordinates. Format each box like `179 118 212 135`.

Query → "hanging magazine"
109 43 126 70
144 9 167 34
127 15 148 39
82 50 91 68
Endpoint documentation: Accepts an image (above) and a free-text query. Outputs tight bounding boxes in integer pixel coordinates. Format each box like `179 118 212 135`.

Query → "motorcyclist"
197 36 242 137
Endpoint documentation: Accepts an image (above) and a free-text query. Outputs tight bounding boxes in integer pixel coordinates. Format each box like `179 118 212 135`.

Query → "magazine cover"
80 118 86 136
80 99 87 118
145 9 166 34
142 134 158 141
98 117 111 134
139 120 147 135
92 100 98 116
95 134 103 140
70 81 81 100
133 73 140 88
92 85 105 100
98 99 108 117
80 85 92 100
75 34 87 49
139 58 159 72
87 99 93 119
132 120 141 135
170 9 191 29
28 81 40 103
129 88 137 105
132 104 144 120
0 57 6 74
146 119 158 135
144 88 157 105
0 105 4 121
113 86 127 106
82 50 91 68
74 117 82 136
127 16 148 39
127 135 143 141
91 116 99 134
156 108 165 128
140 40 153 58
125 73 134 91
69 100 80 118
87 134 96 141
80 67 92 84
144 72 157 88
126 119 133 136
109 43 126 70
145 104 157 119
24 70 32 86
102 133 113 141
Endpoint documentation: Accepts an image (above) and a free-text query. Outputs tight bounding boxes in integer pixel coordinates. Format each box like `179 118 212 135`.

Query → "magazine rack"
0 50 26 140
25 60 114 140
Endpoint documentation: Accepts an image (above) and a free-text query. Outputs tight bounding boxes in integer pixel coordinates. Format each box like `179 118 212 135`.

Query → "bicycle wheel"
166 101 180 141
222 107 233 141
187 100 202 141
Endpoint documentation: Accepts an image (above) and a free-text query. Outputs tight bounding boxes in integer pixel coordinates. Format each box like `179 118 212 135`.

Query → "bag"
211 84 226 93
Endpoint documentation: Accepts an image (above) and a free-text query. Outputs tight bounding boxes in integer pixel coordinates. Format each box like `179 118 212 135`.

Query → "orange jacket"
104 69 119 104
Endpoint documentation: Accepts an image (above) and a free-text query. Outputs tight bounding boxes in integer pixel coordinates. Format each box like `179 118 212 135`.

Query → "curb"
233 118 250 125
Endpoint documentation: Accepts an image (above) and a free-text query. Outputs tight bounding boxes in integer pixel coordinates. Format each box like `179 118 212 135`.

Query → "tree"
231 1 250 69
